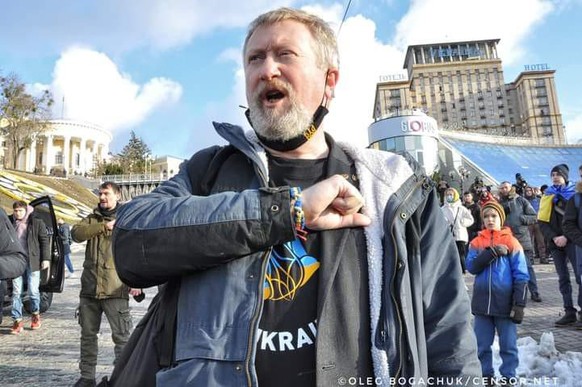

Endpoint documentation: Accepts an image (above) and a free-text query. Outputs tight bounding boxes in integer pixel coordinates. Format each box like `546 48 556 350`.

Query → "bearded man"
111 7 481 387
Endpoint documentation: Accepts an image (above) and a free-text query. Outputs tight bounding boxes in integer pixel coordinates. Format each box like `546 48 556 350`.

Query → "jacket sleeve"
0 209 27 280
64 224 73 245
417 188 482 379
459 206 474 228
112 152 296 288
562 196 582 247
466 246 497 274
36 219 50 263
72 216 106 243
519 197 538 226
510 246 530 307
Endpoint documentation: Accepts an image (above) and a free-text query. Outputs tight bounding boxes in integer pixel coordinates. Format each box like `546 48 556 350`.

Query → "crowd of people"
438 164 582 383
439 165 582 316
0 6 582 387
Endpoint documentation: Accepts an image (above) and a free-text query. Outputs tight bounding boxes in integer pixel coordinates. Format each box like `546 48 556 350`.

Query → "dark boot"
555 310 577 326
531 292 542 302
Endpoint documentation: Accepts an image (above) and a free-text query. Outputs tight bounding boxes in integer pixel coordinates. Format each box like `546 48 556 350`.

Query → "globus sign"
400 117 438 135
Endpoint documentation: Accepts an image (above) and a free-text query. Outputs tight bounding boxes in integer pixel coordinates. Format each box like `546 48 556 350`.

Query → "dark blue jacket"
113 123 482 386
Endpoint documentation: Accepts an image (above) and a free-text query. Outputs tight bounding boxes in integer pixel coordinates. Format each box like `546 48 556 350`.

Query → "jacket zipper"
382 177 427 379
487 232 494 315
244 161 270 387
244 249 271 387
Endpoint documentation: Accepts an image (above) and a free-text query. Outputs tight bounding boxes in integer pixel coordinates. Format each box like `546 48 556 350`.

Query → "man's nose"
259 55 281 81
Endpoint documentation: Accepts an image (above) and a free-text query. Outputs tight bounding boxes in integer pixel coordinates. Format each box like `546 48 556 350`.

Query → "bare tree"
0 73 54 169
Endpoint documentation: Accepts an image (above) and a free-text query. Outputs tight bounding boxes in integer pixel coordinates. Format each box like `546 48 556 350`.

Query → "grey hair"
243 7 339 69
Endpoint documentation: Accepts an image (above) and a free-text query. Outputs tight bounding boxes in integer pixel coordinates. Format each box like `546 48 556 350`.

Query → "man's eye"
248 54 264 63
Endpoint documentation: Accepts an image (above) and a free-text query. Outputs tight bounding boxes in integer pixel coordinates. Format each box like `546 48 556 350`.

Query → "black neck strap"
245 105 329 152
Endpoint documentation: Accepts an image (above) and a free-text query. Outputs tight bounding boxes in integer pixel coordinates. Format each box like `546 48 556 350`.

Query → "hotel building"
373 39 565 145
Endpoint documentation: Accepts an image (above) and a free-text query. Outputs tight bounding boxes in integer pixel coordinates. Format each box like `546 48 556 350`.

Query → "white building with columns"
8 119 112 176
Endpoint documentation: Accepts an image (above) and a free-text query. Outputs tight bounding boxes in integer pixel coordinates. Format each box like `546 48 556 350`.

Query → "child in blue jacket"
466 201 529 386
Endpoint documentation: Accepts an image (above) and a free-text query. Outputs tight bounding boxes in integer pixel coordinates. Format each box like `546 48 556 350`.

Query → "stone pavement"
465 262 582 353
0 244 153 386
1 247 581 386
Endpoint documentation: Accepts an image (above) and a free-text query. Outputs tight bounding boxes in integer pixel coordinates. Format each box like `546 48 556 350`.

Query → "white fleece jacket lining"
244 131 415 383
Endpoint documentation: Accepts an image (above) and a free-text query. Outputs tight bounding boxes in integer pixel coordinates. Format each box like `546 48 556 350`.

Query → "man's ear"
325 67 339 100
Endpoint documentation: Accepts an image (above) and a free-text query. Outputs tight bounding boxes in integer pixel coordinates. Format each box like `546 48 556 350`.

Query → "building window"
75 153 81 167
55 152 63 165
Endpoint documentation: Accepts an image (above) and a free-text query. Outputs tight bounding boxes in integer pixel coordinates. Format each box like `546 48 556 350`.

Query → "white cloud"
50 47 182 132
326 15 405 147
145 0 294 50
393 0 554 65
0 0 295 55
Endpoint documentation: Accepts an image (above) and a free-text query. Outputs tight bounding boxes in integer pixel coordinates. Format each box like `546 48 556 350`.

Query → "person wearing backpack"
111 7 481 387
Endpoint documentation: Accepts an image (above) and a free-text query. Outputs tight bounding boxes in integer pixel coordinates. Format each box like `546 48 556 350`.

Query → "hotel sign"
379 73 407 82
524 63 549 71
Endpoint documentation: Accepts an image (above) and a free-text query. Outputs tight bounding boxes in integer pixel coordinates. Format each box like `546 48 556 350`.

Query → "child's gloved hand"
510 306 524 324
493 244 509 256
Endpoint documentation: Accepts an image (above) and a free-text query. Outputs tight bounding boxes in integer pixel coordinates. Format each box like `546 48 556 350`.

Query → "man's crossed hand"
301 175 371 231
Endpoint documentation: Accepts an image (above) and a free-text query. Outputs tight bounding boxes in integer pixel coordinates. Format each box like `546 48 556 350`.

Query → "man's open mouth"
265 89 285 102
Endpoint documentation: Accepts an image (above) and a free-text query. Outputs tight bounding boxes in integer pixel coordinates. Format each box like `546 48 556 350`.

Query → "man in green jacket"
72 181 142 387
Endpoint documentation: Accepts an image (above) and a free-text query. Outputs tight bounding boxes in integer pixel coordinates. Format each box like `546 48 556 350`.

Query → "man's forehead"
246 20 311 49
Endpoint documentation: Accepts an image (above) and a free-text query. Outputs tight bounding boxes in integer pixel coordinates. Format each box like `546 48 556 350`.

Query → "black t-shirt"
255 155 327 387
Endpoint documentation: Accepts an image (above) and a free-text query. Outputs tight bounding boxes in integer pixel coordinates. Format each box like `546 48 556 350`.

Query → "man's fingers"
332 196 364 215
343 213 371 228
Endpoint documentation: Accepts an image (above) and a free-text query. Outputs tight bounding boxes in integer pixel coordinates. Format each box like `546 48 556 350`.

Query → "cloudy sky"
1 0 581 158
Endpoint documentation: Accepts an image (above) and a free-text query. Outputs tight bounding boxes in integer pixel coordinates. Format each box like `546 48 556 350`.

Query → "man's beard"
248 81 313 142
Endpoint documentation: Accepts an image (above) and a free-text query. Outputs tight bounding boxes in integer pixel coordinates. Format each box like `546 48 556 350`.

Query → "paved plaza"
1 247 581 386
